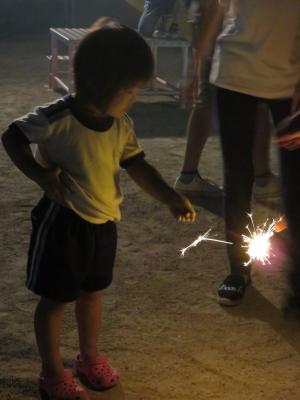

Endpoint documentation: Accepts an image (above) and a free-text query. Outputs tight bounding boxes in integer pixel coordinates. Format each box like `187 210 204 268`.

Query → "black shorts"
26 197 117 302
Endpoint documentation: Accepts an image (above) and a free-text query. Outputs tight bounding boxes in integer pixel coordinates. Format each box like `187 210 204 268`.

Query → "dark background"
0 0 140 37
0 0 200 136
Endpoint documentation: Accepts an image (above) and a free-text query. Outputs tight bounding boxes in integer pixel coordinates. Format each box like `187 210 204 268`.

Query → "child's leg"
34 297 66 379
74 290 119 390
75 290 102 361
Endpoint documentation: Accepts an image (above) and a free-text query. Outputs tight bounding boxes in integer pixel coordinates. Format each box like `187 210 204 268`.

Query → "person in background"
175 0 280 201
274 112 300 318
2 18 195 400
198 0 300 306
138 0 191 38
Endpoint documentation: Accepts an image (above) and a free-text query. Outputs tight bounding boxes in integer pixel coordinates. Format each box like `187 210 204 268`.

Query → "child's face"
106 83 143 118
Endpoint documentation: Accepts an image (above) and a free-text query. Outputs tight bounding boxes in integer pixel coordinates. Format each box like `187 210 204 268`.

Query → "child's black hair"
73 18 154 110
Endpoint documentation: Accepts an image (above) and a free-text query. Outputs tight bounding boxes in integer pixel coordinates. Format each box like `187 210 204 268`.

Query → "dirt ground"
1 35 300 400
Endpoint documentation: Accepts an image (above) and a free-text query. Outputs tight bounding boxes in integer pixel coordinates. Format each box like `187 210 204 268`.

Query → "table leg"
180 46 189 106
68 43 76 93
151 44 158 91
50 34 58 90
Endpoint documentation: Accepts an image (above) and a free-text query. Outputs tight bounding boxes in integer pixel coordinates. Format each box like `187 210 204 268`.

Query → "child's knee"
78 290 102 303
37 296 67 311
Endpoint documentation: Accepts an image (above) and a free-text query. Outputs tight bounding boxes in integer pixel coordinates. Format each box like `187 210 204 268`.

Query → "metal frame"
49 28 190 102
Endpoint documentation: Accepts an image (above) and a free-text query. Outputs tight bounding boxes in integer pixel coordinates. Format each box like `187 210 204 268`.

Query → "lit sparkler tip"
242 214 283 266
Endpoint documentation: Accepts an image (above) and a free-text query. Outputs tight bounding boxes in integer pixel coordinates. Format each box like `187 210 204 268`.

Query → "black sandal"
218 273 250 306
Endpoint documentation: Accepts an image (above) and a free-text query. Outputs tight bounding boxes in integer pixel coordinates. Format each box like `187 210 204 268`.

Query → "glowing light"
242 214 282 266
180 228 232 257
274 218 287 233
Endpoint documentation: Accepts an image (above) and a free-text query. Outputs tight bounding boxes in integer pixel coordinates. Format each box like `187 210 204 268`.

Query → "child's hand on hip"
168 193 196 222
37 167 71 206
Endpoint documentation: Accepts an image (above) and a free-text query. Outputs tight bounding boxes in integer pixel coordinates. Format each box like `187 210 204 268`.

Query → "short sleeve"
119 115 145 168
11 107 51 144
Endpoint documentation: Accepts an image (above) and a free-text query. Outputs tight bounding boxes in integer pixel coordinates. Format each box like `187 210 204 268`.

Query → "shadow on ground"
224 286 300 355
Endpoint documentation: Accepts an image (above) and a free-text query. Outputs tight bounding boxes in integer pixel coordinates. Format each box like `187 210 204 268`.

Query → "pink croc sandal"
39 369 89 400
74 353 119 391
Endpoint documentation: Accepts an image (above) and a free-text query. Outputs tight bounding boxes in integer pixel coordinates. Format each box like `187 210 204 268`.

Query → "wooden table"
49 27 190 102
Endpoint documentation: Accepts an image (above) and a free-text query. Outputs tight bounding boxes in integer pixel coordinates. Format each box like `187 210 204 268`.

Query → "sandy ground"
1 35 300 400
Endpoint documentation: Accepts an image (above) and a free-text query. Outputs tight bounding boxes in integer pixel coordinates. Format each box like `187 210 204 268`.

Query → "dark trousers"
216 87 300 287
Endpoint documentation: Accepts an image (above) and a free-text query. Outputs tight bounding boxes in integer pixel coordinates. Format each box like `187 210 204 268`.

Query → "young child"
2 18 196 400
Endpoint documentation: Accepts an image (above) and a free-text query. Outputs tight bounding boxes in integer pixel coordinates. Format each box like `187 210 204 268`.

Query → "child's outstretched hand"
168 193 196 222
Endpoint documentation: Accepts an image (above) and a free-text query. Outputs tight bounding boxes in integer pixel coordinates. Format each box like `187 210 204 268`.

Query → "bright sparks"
242 214 281 266
180 228 232 257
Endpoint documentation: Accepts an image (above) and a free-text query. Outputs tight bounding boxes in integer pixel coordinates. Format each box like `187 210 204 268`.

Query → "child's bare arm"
2 128 69 204
125 158 196 222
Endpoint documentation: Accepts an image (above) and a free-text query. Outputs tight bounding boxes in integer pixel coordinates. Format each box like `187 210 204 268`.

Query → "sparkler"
242 213 281 266
180 215 284 262
180 228 232 257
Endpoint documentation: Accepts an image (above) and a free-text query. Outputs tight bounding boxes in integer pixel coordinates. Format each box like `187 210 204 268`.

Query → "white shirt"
210 0 300 99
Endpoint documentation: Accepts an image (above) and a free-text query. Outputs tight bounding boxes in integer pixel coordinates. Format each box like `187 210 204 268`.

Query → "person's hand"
274 131 300 151
181 77 197 108
37 167 71 206
274 218 288 233
168 193 196 222
292 88 300 113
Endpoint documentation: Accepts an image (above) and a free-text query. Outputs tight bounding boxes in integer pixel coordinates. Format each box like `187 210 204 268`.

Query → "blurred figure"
274 113 300 319
198 0 300 306
137 0 191 38
175 0 280 200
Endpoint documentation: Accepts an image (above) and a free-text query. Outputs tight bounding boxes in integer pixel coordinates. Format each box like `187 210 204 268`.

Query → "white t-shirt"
12 97 144 224
210 0 300 99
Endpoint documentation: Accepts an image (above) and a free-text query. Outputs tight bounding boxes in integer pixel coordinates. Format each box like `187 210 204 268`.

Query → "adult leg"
168 0 181 37
175 59 221 196
216 88 258 298
254 103 272 176
181 27 211 174
269 99 300 307
181 99 212 173
137 1 164 37
253 103 281 199
138 0 177 36
182 0 192 9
